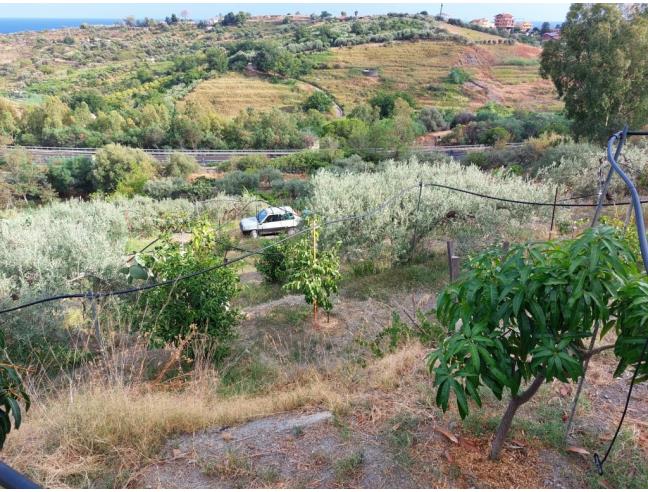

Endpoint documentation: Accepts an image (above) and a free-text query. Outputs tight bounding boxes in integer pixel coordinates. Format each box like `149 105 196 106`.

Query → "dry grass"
441 22 504 42
304 39 556 111
183 72 315 118
367 342 427 390
5 372 344 488
305 41 467 109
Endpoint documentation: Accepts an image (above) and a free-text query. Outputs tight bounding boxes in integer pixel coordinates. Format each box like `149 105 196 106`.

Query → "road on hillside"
1 143 524 165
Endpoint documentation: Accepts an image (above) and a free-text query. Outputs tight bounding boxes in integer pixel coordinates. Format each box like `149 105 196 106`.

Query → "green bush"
0 148 54 205
303 91 334 113
448 67 471 84
418 107 447 132
256 238 291 284
163 153 199 178
272 150 336 173
216 171 260 195
92 144 158 194
258 167 283 183
47 157 96 197
369 91 416 118
131 220 240 361
232 155 272 171
274 179 311 200
462 152 488 168
142 177 191 200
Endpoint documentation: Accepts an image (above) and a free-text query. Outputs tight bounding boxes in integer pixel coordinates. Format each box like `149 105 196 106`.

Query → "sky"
0 3 571 22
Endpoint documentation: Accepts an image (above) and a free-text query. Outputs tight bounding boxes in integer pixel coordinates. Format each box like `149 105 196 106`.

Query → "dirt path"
136 408 419 488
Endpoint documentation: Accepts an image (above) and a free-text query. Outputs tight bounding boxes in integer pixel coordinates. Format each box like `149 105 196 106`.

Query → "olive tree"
428 226 640 460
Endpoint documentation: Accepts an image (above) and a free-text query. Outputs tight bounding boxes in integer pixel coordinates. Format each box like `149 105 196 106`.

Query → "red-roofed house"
494 13 514 30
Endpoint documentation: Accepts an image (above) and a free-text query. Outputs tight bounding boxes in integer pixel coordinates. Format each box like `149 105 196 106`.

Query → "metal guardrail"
3 143 524 153
0 142 526 165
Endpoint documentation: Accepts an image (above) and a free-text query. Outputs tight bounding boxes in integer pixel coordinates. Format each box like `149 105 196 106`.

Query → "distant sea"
0 18 119 34
0 15 561 35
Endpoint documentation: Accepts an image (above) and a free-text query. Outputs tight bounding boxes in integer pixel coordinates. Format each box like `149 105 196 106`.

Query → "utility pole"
439 3 444 17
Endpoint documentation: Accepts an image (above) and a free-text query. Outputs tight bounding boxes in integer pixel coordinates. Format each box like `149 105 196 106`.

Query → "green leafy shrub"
462 152 488 168
369 91 416 118
273 179 311 200
258 167 283 186
142 177 191 200
448 67 471 84
47 157 96 197
231 155 272 171
284 217 341 323
216 171 260 195
256 238 292 284
418 107 447 132
272 150 336 173
303 91 334 113
163 153 199 178
131 220 240 361
92 144 158 194
428 226 640 459
0 148 54 205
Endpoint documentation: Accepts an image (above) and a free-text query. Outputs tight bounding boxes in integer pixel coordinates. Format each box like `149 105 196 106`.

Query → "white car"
239 206 302 238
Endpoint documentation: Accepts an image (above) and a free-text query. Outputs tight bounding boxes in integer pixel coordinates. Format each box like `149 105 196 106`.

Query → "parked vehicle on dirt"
240 206 302 238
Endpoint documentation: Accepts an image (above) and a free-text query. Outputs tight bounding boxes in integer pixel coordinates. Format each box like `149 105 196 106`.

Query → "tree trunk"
489 374 545 460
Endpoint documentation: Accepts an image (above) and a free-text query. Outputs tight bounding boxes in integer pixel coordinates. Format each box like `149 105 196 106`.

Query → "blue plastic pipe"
606 127 648 272
0 461 40 489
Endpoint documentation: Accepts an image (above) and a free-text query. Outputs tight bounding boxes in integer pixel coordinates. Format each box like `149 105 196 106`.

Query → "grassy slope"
184 73 315 117
0 20 559 116
304 39 558 112
441 22 503 42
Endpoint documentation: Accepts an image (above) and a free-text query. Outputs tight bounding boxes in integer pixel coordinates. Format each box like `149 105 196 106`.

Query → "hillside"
0 15 558 119
303 39 556 111
184 73 316 117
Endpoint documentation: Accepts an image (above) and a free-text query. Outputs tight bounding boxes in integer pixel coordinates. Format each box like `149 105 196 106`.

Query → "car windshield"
256 209 268 223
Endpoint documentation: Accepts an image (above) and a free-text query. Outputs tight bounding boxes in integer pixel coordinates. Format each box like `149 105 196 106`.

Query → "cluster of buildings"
468 13 560 40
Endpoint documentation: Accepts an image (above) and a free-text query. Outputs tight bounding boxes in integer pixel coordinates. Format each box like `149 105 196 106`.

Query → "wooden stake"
447 240 460 282
90 296 106 357
549 186 559 240
564 322 600 443
410 180 424 261
312 219 318 327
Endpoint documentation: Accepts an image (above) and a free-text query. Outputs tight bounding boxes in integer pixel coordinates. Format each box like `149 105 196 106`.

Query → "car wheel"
250 230 258 239
287 227 296 236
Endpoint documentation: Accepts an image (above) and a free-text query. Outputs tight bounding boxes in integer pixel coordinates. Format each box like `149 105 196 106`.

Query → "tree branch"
583 343 615 359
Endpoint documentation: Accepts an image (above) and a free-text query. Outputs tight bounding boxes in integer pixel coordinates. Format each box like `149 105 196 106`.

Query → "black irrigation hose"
0 229 310 315
0 186 416 315
419 182 648 208
0 179 643 316
594 336 648 475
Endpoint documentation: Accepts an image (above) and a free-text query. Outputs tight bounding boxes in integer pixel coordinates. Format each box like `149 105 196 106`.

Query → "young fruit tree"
128 218 240 362
284 216 341 325
0 344 29 449
427 226 644 460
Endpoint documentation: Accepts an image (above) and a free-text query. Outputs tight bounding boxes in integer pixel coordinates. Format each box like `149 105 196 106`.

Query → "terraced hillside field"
304 39 559 112
184 73 316 117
